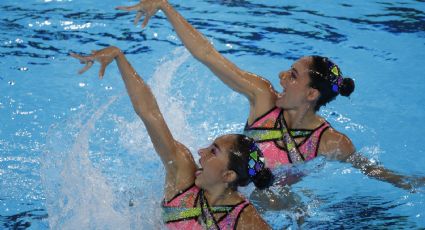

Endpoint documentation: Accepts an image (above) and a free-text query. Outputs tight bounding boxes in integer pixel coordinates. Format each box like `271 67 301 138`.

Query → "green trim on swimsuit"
244 129 312 142
162 206 232 222
243 129 282 141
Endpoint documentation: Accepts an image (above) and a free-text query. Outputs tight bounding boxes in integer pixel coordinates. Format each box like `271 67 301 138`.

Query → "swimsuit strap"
199 189 221 230
279 113 304 164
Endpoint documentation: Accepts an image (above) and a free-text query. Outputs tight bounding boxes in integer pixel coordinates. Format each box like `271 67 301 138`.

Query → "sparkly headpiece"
310 60 344 94
247 143 265 178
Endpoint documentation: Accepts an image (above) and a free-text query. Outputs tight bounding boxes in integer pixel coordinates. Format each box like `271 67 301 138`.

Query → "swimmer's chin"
275 95 285 107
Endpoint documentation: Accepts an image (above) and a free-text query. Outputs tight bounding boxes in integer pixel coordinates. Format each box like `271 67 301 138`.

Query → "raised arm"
116 0 277 117
70 47 196 191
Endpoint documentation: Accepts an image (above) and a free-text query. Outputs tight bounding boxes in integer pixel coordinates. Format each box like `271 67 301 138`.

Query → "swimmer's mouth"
195 168 203 177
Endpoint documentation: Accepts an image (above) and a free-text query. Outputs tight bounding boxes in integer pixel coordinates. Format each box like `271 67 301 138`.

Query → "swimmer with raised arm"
71 46 273 229
115 0 425 191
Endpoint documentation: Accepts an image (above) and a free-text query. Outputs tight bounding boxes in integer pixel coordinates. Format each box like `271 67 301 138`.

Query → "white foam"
42 96 130 229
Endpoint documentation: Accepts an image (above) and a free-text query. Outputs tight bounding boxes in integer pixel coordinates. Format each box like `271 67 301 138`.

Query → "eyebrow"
213 143 222 153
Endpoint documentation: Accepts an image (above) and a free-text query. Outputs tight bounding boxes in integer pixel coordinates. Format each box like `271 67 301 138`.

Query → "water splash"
41 47 194 229
111 47 194 228
150 47 195 149
41 96 130 229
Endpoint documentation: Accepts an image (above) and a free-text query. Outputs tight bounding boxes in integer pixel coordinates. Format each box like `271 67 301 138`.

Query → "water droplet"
18 67 28 71
105 86 113 90
79 82 86 87
8 81 15 86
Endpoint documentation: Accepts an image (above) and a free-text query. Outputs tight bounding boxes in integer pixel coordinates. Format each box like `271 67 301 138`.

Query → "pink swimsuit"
244 107 330 169
162 184 250 230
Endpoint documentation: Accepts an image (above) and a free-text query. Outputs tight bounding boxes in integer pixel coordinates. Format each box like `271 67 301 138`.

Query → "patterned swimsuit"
244 107 330 169
162 184 250 230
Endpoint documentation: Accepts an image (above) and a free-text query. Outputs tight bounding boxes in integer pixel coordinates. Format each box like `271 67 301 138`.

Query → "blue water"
1 0 425 229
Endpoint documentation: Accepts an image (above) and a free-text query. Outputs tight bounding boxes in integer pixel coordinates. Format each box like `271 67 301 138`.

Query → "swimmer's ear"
307 87 320 102
222 170 238 184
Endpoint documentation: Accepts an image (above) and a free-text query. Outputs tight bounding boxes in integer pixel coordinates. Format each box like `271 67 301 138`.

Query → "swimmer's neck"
283 107 319 129
203 186 240 206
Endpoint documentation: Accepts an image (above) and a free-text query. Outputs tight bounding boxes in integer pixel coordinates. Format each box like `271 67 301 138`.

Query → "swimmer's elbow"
194 44 216 63
136 109 165 128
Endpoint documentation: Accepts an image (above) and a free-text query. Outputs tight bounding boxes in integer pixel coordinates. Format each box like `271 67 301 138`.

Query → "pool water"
1 0 424 229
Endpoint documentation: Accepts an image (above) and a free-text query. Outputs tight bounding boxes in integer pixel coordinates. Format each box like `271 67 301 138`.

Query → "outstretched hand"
404 175 425 193
116 0 164 28
70 46 121 78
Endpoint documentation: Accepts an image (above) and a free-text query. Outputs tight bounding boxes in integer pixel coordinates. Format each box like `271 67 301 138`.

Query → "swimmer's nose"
279 71 286 81
198 148 205 156
279 71 287 84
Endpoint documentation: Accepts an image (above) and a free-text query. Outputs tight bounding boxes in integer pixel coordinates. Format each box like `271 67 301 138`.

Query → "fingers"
99 63 107 79
134 11 144 25
115 5 139 12
78 61 94 75
70 52 88 62
70 52 95 63
142 14 151 28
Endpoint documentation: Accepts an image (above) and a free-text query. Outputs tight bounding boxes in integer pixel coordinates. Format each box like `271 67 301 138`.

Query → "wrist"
108 46 123 59
158 0 170 11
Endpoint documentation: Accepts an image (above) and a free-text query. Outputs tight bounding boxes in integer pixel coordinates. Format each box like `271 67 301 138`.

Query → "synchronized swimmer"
70 0 425 229
71 47 273 229
116 0 424 191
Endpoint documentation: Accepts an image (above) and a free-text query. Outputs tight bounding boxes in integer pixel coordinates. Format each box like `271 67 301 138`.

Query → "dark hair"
308 56 355 111
227 134 273 190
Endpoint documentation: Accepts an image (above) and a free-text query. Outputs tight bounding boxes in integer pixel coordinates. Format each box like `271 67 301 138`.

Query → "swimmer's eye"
290 69 297 80
212 148 217 155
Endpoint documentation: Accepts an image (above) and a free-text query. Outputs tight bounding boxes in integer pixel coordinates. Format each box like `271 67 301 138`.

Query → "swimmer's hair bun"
340 77 355 97
252 167 274 190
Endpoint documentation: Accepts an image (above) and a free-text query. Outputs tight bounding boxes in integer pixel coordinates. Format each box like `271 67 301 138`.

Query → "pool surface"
1 0 425 229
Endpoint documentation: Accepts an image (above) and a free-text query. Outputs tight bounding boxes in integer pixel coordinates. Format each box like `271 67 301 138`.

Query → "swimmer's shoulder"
318 127 355 161
236 204 271 230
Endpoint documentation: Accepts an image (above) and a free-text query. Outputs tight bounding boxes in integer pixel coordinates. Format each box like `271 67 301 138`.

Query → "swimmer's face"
276 57 318 110
195 135 237 189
